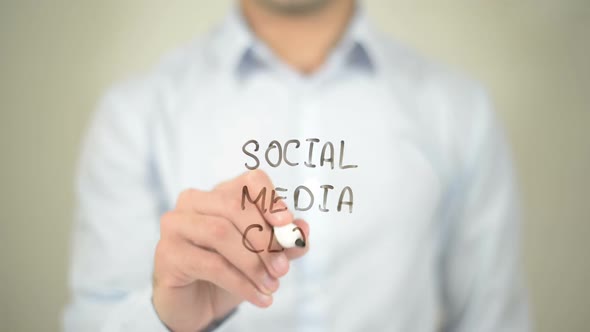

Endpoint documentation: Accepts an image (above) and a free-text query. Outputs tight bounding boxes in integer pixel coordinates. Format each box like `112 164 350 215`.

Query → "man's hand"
152 170 309 332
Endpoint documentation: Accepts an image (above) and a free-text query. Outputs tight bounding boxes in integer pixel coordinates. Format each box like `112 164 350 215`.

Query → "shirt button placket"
293 78 330 332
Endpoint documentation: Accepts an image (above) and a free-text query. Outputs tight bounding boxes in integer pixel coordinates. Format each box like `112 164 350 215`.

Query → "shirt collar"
209 3 380 79
329 5 377 74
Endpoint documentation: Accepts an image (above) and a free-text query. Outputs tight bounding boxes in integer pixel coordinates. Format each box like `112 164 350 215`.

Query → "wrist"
152 285 214 332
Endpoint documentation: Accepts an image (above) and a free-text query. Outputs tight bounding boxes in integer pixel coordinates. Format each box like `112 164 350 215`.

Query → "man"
63 0 530 331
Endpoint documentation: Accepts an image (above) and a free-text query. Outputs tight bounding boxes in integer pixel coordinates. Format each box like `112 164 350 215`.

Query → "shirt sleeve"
438 89 531 332
62 82 170 332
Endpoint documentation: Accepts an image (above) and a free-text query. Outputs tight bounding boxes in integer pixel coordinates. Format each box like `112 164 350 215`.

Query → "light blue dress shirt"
63 5 530 332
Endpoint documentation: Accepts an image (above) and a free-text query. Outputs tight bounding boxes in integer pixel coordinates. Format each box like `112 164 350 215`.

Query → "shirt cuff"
201 308 238 332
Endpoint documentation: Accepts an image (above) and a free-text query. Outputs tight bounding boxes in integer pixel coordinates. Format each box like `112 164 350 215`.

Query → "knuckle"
159 211 178 233
227 196 243 213
214 179 232 192
177 188 198 204
154 241 175 268
216 190 232 204
156 275 177 288
154 241 168 258
246 169 268 184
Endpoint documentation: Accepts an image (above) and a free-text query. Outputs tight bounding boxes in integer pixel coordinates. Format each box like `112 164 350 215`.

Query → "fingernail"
270 199 292 223
273 209 293 225
271 254 289 275
261 274 278 293
257 292 272 306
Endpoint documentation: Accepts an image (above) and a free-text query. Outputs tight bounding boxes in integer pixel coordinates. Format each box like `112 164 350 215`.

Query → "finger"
230 170 296 277
223 190 291 278
174 188 291 278
238 169 294 227
165 212 281 295
182 243 273 308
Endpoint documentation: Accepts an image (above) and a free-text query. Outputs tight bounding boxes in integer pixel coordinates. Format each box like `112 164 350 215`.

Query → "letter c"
242 224 264 253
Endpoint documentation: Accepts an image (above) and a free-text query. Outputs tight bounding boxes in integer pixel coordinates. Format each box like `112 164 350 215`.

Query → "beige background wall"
1 1 588 331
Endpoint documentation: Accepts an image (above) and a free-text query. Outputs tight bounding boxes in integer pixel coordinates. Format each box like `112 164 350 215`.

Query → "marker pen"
273 223 306 248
